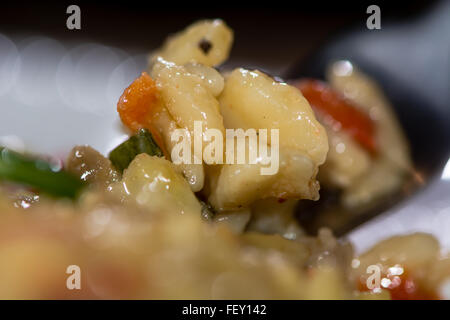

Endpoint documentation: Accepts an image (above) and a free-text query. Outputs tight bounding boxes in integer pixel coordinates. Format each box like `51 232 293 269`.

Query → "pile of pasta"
0 20 447 300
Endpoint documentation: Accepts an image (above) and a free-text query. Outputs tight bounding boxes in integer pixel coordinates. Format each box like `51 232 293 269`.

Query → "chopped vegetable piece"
108 128 163 173
117 72 159 132
293 79 377 154
66 145 119 188
0 147 85 199
117 72 166 155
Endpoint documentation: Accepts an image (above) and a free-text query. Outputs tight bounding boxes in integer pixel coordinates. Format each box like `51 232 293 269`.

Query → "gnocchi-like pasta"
219 69 328 165
327 62 411 172
206 68 328 210
324 62 412 208
150 104 205 192
353 233 442 299
150 19 233 67
109 153 202 216
319 129 371 189
151 58 226 145
183 62 225 97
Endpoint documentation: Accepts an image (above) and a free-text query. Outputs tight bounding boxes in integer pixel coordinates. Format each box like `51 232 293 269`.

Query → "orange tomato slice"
293 79 377 155
117 72 167 157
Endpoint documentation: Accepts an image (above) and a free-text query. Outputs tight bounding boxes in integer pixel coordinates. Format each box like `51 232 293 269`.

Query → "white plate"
0 32 148 158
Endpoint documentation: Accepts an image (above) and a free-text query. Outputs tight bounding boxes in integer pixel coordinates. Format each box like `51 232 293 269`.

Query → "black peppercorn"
198 38 212 55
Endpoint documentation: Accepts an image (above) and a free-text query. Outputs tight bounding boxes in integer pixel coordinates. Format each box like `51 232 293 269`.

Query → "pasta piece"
356 233 440 272
326 61 412 207
219 68 328 165
213 208 251 234
326 61 412 171
152 58 226 142
183 62 225 97
151 105 205 192
353 233 440 299
150 19 233 67
247 199 305 240
241 232 310 267
109 154 202 216
208 159 279 211
342 159 406 208
208 68 328 210
319 129 371 189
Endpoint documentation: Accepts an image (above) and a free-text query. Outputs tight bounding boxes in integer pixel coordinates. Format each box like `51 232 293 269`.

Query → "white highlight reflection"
441 157 450 180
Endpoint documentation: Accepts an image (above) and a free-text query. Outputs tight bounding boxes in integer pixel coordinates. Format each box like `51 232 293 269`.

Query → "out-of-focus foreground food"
0 19 448 299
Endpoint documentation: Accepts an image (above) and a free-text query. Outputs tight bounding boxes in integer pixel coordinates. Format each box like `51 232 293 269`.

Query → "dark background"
0 0 439 75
